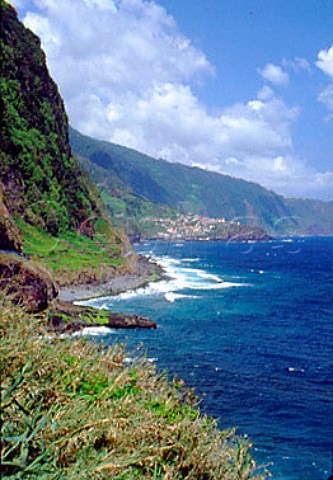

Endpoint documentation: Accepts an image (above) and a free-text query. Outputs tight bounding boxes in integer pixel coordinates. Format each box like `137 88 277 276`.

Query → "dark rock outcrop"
0 255 58 312
48 300 156 332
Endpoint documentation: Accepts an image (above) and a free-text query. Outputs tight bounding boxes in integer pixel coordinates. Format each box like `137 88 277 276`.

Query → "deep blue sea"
81 237 333 480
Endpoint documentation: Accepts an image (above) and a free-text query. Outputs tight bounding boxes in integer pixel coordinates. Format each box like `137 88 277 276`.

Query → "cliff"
0 1 145 318
0 1 101 237
0 1 136 291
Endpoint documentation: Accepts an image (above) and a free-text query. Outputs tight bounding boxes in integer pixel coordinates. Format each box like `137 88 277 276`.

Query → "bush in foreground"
0 296 269 479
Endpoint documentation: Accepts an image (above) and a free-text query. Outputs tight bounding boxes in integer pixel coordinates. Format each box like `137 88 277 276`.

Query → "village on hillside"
139 214 269 241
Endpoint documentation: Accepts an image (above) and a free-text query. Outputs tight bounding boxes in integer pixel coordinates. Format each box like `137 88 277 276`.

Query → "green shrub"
0 297 270 479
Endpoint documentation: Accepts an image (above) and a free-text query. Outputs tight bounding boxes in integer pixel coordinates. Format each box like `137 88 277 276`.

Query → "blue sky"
158 0 333 169
11 0 333 200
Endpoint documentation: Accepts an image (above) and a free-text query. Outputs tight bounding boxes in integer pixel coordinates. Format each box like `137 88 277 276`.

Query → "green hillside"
77 153 176 238
70 128 333 236
1 2 94 235
70 128 289 231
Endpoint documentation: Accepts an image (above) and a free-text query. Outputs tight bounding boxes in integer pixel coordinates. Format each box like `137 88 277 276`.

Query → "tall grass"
1 296 269 479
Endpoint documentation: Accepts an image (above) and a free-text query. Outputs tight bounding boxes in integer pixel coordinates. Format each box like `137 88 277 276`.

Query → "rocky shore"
59 255 162 302
48 299 157 333
0 253 162 331
52 255 164 332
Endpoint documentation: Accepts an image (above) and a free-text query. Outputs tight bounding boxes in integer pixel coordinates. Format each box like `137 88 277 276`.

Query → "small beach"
58 255 165 303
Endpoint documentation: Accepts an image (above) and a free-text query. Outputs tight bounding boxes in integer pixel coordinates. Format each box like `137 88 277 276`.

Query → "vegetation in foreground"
0 297 269 479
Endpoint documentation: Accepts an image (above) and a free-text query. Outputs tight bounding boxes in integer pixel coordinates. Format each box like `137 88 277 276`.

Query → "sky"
11 0 333 200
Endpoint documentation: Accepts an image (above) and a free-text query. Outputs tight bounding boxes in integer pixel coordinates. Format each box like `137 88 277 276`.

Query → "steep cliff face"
0 1 98 236
0 1 135 296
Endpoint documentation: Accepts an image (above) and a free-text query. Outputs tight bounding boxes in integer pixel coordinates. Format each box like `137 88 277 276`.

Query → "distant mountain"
284 197 333 236
70 128 333 236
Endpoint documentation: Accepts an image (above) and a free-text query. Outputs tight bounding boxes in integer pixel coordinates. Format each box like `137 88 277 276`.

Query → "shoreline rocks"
48 299 157 332
0 253 159 330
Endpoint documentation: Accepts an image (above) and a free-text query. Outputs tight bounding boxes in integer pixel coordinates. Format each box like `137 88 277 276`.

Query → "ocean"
81 237 333 480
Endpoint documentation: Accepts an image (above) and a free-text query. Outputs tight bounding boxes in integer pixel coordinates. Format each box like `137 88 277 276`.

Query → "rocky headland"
0 251 159 331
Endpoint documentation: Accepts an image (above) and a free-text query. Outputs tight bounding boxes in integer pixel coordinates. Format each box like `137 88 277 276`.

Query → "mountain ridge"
70 127 333 236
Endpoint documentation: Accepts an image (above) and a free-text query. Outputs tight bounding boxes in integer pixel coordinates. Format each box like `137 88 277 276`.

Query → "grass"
15 219 128 286
0 297 270 479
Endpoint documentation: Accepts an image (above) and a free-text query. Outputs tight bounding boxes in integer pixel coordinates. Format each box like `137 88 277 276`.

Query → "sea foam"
164 292 198 303
72 326 117 337
85 254 250 309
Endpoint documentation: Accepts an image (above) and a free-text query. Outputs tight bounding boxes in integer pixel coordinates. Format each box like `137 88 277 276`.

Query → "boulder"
0 255 58 312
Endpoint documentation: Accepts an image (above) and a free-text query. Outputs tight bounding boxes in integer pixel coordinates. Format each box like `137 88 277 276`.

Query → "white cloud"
282 57 311 74
259 63 289 85
15 0 333 200
76 84 298 170
316 45 333 119
318 84 333 113
214 154 333 201
316 45 333 78
23 0 213 96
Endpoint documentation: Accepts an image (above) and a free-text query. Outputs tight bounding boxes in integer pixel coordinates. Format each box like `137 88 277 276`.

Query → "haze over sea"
82 237 333 480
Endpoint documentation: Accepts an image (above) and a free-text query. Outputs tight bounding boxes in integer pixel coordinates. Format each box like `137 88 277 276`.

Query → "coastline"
58 254 165 303
50 254 166 332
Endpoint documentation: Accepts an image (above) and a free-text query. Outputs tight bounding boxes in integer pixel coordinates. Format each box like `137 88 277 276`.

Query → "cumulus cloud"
23 0 213 95
316 45 333 78
70 83 300 177
259 63 289 85
15 0 333 200
219 155 333 200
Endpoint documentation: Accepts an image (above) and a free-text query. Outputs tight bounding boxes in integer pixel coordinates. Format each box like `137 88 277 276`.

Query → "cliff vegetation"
0 0 133 286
